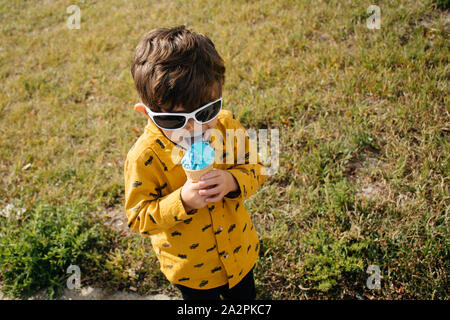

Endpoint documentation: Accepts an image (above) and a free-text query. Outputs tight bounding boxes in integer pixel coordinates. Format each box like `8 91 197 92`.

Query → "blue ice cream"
181 139 215 170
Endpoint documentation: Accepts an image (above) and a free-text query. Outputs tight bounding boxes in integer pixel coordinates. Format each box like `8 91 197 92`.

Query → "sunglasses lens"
195 100 221 123
153 115 186 129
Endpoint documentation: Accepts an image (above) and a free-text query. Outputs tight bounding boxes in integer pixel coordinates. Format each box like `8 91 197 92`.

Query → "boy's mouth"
185 131 207 146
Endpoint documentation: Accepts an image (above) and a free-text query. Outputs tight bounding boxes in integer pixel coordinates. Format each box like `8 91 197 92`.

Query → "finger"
197 195 210 208
198 185 221 196
200 170 220 181
189 180 210 190
196 177 219 189
206 192 225 203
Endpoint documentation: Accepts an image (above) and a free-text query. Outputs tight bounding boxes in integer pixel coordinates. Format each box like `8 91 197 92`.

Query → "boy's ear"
134 103 148 117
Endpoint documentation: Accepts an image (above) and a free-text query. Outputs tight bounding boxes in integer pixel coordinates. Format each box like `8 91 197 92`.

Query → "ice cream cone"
184 164 214 182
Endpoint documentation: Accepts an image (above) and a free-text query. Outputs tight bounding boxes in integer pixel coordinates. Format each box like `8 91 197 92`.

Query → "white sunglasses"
144 97 222 131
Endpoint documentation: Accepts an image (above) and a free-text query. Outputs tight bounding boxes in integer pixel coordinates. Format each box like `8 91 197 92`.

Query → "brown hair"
131 25 225 113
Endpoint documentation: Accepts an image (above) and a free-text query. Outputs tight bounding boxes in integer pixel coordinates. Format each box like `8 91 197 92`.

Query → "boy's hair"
131 25 225 113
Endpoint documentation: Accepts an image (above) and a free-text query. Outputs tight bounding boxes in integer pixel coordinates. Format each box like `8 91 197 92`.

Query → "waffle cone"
183 164 214 182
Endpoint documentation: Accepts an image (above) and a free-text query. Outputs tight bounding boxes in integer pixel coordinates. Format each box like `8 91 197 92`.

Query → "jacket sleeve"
223 117 267 201
124 148 194 236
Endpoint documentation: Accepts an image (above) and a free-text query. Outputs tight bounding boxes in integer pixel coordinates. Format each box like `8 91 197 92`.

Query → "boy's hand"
197 169 239 203
180 169 239 212
180 179 209 212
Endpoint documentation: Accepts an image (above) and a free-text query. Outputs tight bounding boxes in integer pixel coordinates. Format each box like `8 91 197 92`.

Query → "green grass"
0 0 448 299
0 199 113 299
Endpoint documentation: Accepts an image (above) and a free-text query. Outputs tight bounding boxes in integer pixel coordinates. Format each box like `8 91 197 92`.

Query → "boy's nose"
184 118 195 132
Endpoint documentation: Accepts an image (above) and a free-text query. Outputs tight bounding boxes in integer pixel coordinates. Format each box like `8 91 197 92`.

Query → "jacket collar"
144 118 186 171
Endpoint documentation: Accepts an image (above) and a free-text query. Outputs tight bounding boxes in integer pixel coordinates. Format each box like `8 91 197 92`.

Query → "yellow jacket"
123 109 266 289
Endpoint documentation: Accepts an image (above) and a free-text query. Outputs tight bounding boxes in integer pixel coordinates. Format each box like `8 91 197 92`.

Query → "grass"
0 199 113 299
0 0 448 299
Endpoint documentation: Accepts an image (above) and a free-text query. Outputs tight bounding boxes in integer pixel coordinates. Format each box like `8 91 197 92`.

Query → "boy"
124 25 266 300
